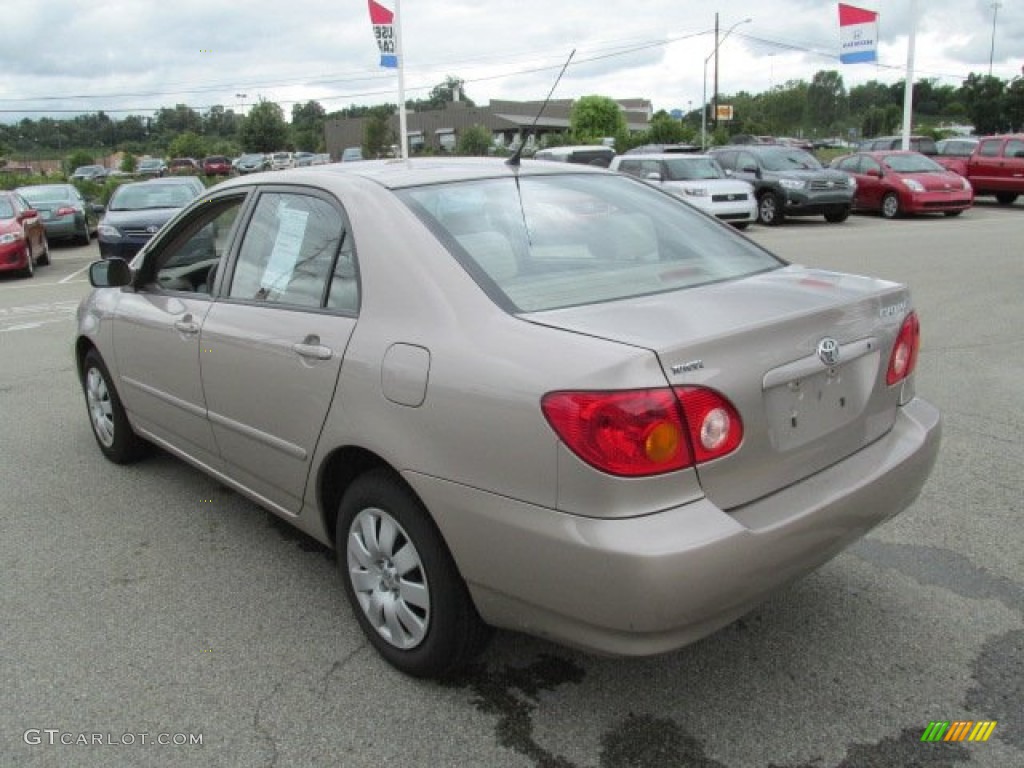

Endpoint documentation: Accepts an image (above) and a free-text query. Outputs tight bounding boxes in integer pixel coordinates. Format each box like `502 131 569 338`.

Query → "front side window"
150 195 246 294
228 192 349 309
400 174 782 313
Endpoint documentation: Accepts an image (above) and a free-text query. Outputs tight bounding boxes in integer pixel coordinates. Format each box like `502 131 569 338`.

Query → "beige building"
324 98 652 159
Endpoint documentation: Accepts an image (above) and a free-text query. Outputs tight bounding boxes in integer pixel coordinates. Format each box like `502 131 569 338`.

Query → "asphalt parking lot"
1 202 1022 768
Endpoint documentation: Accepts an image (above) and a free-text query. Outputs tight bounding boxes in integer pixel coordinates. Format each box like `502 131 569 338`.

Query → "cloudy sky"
1 0 1021 124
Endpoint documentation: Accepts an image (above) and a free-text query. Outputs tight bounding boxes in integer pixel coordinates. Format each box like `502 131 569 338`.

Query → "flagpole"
900 0 917 150
394 0 408 160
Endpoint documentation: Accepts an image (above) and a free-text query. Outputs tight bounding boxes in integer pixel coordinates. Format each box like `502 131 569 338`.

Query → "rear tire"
76 222 90 246
881 192 901 219
943 210 963 217
994 192 1018 205
337 469 491 678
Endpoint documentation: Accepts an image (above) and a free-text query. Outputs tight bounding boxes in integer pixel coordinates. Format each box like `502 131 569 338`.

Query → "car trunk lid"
523 265 913 510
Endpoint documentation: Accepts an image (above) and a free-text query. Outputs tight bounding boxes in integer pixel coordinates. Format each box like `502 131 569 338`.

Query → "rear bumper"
413 396 941 656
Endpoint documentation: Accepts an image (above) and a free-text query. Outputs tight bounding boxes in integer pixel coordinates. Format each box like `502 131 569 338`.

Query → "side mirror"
740 164 759 174
91 203 106 214
89 258 132 288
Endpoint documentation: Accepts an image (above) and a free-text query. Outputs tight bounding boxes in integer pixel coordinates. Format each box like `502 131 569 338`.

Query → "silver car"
610 153 758 228
76 158 941 677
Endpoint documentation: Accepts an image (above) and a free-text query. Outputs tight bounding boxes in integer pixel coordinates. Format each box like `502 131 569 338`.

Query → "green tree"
364 106 395 158
456 124 493 156
65 149 95 175
291 100 327 152
805 70 847 135
570 95 628 146
1002 77 1024 132
644 111 687 145
167 131 206 159
238 99 289 152
120 153 136 173
960 73 1006 134
408 76 474 111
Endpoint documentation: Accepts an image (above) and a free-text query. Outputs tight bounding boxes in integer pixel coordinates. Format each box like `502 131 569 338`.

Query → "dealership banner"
838 3 879 64
369 1 398 68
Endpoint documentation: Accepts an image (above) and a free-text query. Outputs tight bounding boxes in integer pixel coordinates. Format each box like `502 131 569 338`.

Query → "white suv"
270 152 294 171
610 153 757 229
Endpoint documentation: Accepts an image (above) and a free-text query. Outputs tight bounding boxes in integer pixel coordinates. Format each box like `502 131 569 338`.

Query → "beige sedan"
76 158 941 677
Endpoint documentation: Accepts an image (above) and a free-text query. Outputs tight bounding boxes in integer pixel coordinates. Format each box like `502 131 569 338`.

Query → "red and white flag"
838 4 878 64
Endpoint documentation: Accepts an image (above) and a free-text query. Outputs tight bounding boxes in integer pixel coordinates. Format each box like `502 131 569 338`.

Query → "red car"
202 155 232 176
832 150 973 218
0 191 49 278
168 158 201 176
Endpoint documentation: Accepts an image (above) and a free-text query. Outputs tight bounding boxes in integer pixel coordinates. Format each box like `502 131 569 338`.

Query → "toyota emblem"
817 337 840 366
146 225 159 234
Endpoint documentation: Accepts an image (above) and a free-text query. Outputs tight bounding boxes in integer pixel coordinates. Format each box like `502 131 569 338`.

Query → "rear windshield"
399 174 782 313
19 186 73 203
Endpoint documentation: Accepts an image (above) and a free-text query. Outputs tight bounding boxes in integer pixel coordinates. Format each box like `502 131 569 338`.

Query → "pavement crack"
253 682 283 768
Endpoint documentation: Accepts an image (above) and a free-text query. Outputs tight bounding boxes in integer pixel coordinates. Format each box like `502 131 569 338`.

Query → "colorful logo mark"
921 721 997 743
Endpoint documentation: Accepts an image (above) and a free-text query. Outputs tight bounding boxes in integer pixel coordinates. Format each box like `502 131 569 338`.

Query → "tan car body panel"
77 160 941 657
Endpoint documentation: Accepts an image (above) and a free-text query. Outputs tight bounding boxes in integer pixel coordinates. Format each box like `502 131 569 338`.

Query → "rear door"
199 188 359 514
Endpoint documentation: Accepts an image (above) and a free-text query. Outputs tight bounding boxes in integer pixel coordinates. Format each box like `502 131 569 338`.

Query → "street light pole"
700 17 751 150
988 2 1002 76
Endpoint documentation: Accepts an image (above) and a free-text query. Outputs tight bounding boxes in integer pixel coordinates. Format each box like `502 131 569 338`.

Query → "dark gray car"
96 179 202 260
709 145 856 225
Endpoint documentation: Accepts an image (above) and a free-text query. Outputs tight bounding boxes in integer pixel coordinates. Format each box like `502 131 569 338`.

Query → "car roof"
211 157 610 192
613 153 716 162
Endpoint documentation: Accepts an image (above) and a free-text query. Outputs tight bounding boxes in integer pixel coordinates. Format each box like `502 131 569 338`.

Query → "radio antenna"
507 49 576 167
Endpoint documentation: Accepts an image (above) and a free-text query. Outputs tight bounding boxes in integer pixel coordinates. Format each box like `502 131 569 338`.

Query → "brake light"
886 311 920 385
56 207 76 217
541 387 742 477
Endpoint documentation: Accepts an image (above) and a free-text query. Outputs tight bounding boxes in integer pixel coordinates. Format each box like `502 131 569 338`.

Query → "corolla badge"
817 337 840 366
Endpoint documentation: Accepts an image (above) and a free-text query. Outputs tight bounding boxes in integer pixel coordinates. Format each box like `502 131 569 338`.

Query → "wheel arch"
318 446 411 549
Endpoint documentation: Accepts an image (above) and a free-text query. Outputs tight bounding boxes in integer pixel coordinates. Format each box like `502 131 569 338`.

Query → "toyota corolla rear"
390 165 941 655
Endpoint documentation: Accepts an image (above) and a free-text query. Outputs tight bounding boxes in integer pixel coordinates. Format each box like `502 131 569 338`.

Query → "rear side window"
399 174 782 313
978 140 1002 157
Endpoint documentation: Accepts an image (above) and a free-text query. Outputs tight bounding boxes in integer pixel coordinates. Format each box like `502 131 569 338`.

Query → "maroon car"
0 191 49 278
202 155 232 176
832 150 973 218
168 158 201 176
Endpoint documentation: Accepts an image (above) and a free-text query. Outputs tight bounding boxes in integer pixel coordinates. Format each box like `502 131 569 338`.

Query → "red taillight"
541 387 742 477
55 207 76 217
886 312 920 385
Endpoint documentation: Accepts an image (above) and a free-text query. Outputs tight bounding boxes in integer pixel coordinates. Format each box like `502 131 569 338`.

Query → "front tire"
824 205 850 223
20 245 34 278
82 349 147 464
337 469 490 678
943 210 964 217
38 234 51 266
994 192 1018 205
758 192 784 226
881 192 901 219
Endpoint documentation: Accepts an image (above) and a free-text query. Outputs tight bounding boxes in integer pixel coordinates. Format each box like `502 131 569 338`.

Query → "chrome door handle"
174 319 200 335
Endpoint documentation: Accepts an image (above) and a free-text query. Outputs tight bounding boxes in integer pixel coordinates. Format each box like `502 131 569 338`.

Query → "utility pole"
713 13 720 131
989 2 1002 76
